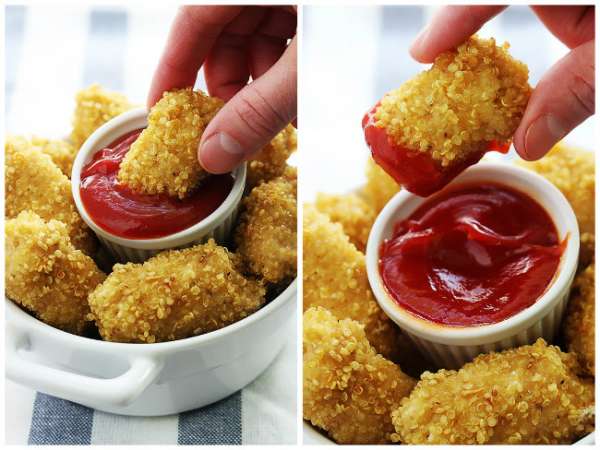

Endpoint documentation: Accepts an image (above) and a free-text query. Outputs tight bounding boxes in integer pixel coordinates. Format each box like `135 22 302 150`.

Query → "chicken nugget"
517 142 595 267
7 135 77 177
71 84 132 149
247 124 297 188
6 211 105 335
234 174 297 284
364 36 531 195
88 240 265 343
303 204 401 360
361 157 400 213
315 192 376 252
5 139 96 255
563 263 595 376
392 339 595 444
118 88 223 199
303 307 416 444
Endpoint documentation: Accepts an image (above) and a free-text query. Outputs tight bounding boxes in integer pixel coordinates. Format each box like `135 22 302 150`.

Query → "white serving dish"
366 163 579 369
71 108 246 263
6 278 296 416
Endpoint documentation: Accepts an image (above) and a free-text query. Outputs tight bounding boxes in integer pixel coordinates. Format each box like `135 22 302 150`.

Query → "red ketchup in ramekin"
79 129 233 239
379 182 564 326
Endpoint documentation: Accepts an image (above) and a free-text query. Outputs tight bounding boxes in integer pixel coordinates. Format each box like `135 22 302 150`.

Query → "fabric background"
4 4 297 445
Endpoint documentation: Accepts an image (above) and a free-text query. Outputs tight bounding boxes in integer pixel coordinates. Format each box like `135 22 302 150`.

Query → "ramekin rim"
70 107 246 249
366 162 580 345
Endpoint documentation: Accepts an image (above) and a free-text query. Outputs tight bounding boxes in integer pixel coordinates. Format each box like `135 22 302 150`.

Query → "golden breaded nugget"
247 124 297 188
303 307 416 444
376 36 530 167
6 135 77 178
88 240 265 343
303 204 401 360
517 142 595 266
361 157 400 213
392 339 595 444
563 263 595 376
71 84 132 149
5 140 96 255
6 211 105 335
118 88 223 199
235 174 297 283
315 192 376 252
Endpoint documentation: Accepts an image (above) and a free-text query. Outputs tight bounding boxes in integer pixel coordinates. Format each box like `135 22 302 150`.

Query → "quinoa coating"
563 263 595 376
5 139 97 255
303 307 416 444
118 88 223 199
303 204 401 360
70 84 132 149
391 339 595 444
234 174 297 284
7 135 77 177
376 36 530 167
315 192 376 252
361 157 400 213
88 240 265 343
6 211 105 335
517 142 595 267
247 124 297 188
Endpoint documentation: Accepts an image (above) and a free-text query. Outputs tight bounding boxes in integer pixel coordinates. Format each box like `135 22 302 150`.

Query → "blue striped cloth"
5 5 296 445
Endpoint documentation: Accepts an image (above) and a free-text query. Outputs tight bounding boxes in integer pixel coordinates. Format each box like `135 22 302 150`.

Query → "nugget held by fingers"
392 339 595 444
303 307 416 444
6 211 106 335
5 139 97 255
88 240 265 343
118 88 223 199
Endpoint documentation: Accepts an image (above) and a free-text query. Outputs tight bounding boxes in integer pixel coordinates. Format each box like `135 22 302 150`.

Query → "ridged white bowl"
366 163 579 369
71 108 246 263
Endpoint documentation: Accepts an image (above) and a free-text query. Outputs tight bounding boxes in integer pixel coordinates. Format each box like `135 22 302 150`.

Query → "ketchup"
379 183 564 326
80 129 233 239
362 104 509 197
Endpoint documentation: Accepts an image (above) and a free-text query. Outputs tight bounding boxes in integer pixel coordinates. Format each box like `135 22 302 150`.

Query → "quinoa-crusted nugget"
7 135 77 177
361 157 400 213
5 140 96 255
71 84 132 149
365 36 531 195
88 240 265 343
391 339 595 444
6 211 105 335
315 192 376 252
303 204 401 360
247 124 297 188
563 263 595 376
118 88 223 199
517 142 595 267
235 174 297 283
303 307 416 444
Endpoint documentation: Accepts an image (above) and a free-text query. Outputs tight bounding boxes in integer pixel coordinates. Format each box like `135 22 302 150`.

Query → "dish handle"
6 327 164 407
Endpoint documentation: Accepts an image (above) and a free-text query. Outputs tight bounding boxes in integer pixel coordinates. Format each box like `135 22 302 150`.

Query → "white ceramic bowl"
71 108 246 263
366 163 579 368
6 279 296 416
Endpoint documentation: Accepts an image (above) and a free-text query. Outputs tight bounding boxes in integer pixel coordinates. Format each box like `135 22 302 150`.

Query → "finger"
513 40 594 161
410 5 506 63
530 6 594 49
147 5 242 107
199 37 297 174
249 35 287 80
204 7 266 101
258 7 297 39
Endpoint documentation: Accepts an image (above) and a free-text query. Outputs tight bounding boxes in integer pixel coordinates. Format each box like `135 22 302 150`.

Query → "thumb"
199 37 297 174
513 40 594 161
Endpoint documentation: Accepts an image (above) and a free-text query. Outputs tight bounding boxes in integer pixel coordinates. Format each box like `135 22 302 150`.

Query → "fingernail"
524 114 566 160
199 132 245 174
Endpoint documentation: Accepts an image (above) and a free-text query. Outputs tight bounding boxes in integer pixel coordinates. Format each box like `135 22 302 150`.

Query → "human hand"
409 5 594 160
148 6 297 173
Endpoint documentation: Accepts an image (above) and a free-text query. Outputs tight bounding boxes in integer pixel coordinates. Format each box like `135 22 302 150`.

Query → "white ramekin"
6 279 296 416
366 163 579 369
71 108 246 263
